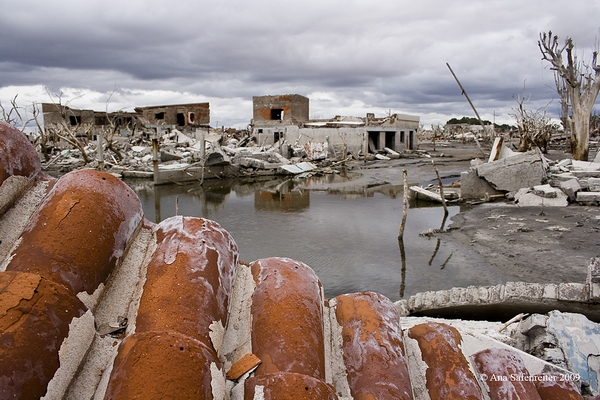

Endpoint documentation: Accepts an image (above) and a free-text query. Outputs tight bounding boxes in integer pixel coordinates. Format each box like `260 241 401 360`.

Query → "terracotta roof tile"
103 331 219 400
407 321 484 399
0 126 591 399
472 347 542 400
334 291 413 399
6 169 143 295
249 257 330 397
0 271 87 399
0 121 42 185
136 216 238 346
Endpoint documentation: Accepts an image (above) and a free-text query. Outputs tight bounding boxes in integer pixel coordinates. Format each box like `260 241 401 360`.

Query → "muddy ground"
333 141 600 288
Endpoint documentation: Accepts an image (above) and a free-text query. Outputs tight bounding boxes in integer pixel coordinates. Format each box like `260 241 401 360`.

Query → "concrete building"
134 102 210 128
251 94 420 157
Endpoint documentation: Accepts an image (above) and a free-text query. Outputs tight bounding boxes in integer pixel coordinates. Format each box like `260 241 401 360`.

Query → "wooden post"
398 169 409 239
152 129 159 185
97 131 104 171
432 160 448 216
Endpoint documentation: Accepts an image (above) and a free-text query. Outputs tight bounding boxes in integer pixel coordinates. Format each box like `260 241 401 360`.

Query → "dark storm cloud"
1 0 599 128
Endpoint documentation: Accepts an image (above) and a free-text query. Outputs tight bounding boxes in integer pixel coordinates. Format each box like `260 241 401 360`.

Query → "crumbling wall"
135 103 210 127
252 94 309 123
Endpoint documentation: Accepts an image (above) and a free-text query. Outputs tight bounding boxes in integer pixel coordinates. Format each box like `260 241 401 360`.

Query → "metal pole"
446 63 487 156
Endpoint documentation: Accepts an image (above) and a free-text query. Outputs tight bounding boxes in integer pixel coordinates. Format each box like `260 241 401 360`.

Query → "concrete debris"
512 310 600 396
459 142 600 207
396 258 600 322
475 150 547 193
514 187 569 207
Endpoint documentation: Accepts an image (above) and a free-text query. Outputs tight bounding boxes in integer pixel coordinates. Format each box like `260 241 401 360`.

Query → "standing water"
126 174 502 302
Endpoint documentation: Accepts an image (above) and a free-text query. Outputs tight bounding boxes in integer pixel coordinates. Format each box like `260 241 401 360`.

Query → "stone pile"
461 144 600 206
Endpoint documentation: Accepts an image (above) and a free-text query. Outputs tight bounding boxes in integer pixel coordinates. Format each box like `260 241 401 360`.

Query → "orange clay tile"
533 373 583 400
244 372 338 400
0 121 42 185
135 216 238 350
407 321 484 400
472 348 542 400
250 257 326 380
103 331 219 400
6 169 143 294
226 353 261 380
335 291 413 399
0 271 87 399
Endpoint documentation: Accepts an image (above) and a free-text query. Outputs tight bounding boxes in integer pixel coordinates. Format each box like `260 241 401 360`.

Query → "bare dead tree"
539 31 600 160
0 94 35 132
30 102 52 161
45 121 93 164
510 92 557 153
44 89 92 164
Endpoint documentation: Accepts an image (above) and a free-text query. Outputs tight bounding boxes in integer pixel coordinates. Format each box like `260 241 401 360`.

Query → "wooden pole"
97 131 104 171
152 129 159 185
398 169 409 239
432 160 448 216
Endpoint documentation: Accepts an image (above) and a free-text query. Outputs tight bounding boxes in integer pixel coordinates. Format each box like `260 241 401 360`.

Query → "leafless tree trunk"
539 31 600 160
554 71 571 140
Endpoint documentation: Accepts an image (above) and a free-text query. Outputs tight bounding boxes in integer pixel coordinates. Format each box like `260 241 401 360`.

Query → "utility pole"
446 63 487 156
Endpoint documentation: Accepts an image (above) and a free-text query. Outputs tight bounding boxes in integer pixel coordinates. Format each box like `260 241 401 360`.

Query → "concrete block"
519 314 548 335
504 282 544 300
589 177 600 191
533 184 558 198
556 159 573 169
571 160 600 171
460 169 503 200
475 150 546 192
557 283 588 302
542 284 558 300
576 191 600 203
558 178 581 202
551 172 577 181
588 258 600 284
587 258 600 301
514 187 569 207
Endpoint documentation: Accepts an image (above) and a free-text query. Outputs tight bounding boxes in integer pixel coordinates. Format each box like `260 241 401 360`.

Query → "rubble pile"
460 141 600 206
40 127 345 182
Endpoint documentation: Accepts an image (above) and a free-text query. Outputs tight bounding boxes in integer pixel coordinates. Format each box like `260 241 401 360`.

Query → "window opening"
271 109 284 120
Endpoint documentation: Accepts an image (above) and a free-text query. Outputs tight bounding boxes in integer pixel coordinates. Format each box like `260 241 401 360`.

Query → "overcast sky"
1 0 599 129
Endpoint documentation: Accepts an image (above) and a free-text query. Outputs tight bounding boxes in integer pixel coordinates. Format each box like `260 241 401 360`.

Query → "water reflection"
126 176 503 301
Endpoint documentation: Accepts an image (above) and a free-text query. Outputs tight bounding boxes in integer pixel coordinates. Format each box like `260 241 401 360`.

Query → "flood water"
126 174 497 302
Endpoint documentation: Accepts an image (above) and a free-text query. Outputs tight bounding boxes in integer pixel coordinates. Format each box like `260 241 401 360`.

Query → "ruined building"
41 102 211 139
134 102 210 128
251 94 420 157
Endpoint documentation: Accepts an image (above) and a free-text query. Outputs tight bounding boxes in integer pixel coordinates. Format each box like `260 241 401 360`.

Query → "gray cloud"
1 0 599 128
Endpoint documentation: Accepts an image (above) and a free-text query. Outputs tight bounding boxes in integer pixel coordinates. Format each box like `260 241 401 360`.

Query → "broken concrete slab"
514 187 569 207
532 184 558 198
571 160 600 171
383 147 401 159
576 191 600 203
278 162 317 175
460 169 503 200
515 310 600 395
475 150 546 193
558 178 582 202
589 178 600 192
